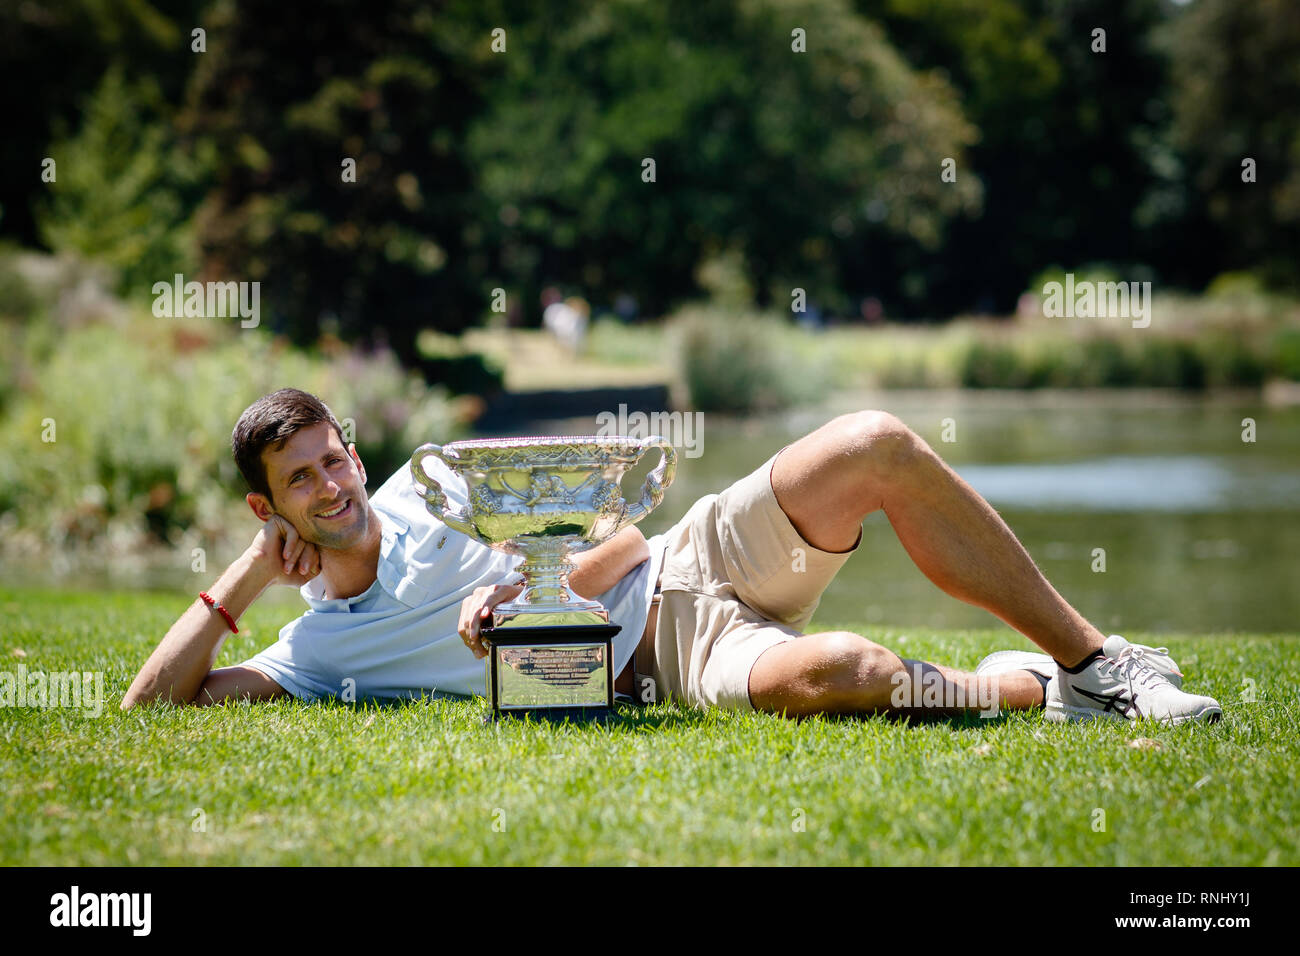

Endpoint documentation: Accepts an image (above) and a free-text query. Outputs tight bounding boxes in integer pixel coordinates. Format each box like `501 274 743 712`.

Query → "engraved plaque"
496 642 609 710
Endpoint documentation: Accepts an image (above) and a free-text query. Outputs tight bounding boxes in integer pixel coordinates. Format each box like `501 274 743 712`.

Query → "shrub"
1268 327 1300 381
1197 331 1267 388
0 316 462 560
669 307 827 412
958 340 1030 388
1134 337 1206 390
1076 337 1134 387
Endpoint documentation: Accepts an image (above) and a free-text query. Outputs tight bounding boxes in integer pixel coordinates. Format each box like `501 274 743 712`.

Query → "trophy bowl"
410 435 677 718
410 435 677 627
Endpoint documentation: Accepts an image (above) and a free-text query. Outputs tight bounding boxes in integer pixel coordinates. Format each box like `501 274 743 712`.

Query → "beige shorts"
652 450 859 710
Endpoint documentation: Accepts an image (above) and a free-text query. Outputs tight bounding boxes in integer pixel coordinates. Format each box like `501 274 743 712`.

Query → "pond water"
603 391 1300 635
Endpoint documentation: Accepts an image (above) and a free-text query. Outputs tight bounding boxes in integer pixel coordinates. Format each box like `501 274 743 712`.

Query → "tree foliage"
3 0 1298 356
1165 0 1300 290
468 0 981 317
36 67 209 294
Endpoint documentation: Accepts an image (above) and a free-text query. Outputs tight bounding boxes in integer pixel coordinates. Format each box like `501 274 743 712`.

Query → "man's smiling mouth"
317 500 351 519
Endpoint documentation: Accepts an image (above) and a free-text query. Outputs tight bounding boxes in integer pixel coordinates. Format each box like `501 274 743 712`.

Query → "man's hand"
247 514 322 588
457 583 523 659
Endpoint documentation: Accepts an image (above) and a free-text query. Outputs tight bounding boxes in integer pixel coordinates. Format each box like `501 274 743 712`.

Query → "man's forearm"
121 552 273 709
569 527 651 598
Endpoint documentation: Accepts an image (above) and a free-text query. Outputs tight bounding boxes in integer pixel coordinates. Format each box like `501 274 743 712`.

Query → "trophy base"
481 624 621 720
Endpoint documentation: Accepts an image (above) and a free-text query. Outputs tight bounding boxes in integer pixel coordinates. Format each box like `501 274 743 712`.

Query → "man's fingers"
458 593 480 643
471 611 488 659
299 543 318 574
485 583 521 611
466 585 518 659
280 521 299 562
455 585 518 659
456 588 497 659
459 590 479 638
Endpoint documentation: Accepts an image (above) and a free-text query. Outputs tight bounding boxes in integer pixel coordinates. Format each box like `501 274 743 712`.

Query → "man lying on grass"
123 388 1222 724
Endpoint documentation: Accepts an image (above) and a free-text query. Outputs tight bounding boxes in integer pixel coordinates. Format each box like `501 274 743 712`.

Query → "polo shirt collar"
299 506 405 611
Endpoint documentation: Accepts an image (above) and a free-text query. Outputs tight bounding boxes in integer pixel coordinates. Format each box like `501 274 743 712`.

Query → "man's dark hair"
232 388 346 504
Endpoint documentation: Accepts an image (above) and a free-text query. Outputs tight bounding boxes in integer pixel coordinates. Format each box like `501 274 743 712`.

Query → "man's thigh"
709 450 859 627
653 587 801 712
770 410 911 553
653 452 864 710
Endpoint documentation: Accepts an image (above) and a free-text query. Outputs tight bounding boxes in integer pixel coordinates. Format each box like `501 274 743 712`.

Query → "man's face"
252 421 371 550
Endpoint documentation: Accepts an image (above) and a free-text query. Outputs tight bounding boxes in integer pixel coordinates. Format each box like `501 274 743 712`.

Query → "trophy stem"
491 554 609 628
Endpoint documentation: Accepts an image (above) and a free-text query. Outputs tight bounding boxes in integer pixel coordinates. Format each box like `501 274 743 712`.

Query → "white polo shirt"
243 455 665 702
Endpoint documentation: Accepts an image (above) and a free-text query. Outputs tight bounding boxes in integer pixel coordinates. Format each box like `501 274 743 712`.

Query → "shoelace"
1108 636 1171 661
1100 647 1167 690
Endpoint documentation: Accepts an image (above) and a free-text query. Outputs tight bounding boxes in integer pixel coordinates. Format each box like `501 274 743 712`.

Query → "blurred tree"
14 0 1283 341
469 0 981 319
0 0 205 248
182 0 978 353
1165 0 1300 290
36 67 210 295
181 0 495 366
864 0 1172 313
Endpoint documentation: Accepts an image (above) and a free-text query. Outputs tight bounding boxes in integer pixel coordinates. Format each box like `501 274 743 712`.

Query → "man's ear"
246 492 276 522
348 443 366 486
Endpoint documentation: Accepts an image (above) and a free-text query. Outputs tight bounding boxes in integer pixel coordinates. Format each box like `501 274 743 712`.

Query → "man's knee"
826 410 930 476
806 631 900 706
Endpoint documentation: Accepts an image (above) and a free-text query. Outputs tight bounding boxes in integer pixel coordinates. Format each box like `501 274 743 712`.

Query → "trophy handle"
410 443 482 542
618 436 677 531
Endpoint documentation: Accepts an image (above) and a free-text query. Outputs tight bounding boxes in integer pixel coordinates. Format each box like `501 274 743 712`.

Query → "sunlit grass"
2 588 1296 865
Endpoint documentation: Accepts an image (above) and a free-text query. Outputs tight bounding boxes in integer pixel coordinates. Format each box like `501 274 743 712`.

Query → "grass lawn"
461 325 671 391
2 587 1296 866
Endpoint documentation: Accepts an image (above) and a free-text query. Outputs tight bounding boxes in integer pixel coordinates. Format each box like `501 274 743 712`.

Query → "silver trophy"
410 435 676 717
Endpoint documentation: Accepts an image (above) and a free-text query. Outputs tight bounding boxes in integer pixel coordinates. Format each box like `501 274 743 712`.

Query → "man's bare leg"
749 631 1045 717
749 410 1103 713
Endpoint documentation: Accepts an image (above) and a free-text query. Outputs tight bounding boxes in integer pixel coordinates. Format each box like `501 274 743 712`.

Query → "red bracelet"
199 591 239 633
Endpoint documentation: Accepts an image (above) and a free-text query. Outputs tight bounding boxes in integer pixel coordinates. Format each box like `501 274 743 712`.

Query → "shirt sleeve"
240 618 336 702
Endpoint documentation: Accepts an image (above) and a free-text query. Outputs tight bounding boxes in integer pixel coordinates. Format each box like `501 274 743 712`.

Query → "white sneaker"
1105 635 1183 688
1046 635 1221 725
978 638 1183 687
976 649 1056 681
974 651 1054 710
